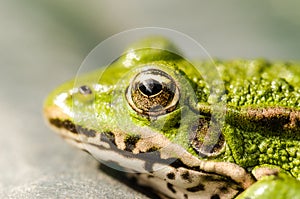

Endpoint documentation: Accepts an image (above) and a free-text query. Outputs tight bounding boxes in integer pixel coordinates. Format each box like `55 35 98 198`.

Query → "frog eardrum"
126 67 180 116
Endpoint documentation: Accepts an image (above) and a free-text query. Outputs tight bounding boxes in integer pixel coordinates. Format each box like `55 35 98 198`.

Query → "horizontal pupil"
139 79 162 96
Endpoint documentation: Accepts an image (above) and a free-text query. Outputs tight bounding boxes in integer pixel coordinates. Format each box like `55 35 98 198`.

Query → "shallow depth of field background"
0 1 299 198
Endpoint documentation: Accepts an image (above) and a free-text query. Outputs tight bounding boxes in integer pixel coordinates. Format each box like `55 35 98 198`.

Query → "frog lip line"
48 118 248 190
45 105 256 190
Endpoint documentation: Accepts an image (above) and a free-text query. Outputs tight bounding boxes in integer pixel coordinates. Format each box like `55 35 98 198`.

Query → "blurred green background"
0 1 299 198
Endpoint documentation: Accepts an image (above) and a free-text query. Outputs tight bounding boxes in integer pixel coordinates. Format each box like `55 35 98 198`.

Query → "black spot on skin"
49 118 61 128
147 175 154 179
77 125 96 137
145 146 160 152
167 172 175 180
181 171 190 181
60 119 77 133
220 186 228 193
211 194 220 199
124 134 141 152
167 183 176 194
186 183 205 192
100 132 116 146
184 194 188 199
169 159 199 171
49 119 96 137
62 120 77 133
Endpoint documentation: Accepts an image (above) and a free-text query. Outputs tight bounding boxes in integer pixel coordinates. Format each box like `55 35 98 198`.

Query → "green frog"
44 37 300 199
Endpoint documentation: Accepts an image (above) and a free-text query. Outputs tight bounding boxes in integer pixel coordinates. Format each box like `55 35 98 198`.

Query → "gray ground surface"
0 2 150 198
0 1 299 199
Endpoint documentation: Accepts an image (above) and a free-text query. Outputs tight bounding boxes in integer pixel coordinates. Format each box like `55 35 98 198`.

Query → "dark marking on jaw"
186 183 205 192
124 134 141 152
49 118 96 137
50 119 77 133
68 129 244 194
181 171 190 182
167 183 176 194
169 159 199 171
100 131 116 146
145 146 161 152
96 133 181 173
183 193 188 199
167 172 175 180
220 186 228 193
202 175 233 183
220 186 231 194
211 194 220 199
52 119 230 182
77 126 96 137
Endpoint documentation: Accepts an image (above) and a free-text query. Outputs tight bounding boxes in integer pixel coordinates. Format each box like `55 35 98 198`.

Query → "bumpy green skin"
215 60 300 179
45 37 300 198
236 173 300 199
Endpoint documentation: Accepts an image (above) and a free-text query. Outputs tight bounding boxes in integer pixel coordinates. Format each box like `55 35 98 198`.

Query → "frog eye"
126 68 180 116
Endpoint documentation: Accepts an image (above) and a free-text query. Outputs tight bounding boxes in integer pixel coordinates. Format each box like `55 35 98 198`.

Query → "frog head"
44 37 228 160
44 37 300 199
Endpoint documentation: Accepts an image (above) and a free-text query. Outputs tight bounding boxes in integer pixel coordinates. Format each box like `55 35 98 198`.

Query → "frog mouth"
45 103 257 195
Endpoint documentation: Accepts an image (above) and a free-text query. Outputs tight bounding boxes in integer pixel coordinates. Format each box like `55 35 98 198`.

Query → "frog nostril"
79 85 92 95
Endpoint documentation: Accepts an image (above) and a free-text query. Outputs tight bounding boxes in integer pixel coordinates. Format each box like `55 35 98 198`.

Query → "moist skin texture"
44 37 300 199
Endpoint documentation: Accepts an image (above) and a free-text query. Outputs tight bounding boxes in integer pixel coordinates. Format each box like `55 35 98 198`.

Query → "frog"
44 37 300 199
